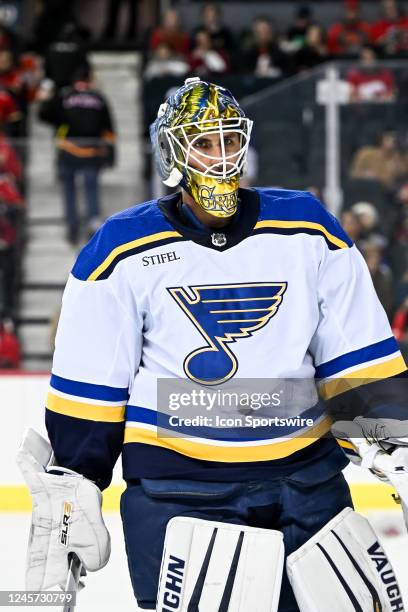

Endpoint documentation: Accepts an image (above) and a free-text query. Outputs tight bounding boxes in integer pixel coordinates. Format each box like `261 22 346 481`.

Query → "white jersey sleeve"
45 225 143 489
309 242 405 398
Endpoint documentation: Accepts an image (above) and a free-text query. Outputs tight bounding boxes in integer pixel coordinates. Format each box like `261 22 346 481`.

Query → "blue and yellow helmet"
150 77 253 218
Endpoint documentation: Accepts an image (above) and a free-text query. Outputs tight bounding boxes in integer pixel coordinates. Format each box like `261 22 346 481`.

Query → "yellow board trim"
87 230 182 281
47 392 125 422
0 483 400 513
320 355 407 400
123 417 332 462
254 220 349 249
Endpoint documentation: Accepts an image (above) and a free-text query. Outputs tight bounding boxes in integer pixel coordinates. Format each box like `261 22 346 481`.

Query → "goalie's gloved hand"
332 417 408 481
333 418 408 530
16 429 110 591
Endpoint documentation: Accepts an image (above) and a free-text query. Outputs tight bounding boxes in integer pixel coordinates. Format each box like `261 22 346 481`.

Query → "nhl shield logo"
211 233 227 247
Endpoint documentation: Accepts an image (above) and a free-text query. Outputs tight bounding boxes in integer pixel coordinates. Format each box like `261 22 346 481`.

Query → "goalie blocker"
158 511 404 612
16 428 110 593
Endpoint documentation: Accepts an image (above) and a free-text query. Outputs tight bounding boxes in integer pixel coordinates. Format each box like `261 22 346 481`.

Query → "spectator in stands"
340 209 364 248
0 128 22 181
0 317 20 368
346 45 396 102
240 16 290 77
149 9 190 58
144 43 189 79
0 47 37 123
286 5 314 51
350 131 408 189
0 87 22 137
293 24 328 71
350 201 388 248
193 3 234 55
363 243 394 317
371 0 408 55
0 124 24 211
0 20 41 119
327 4 371 55
189 29 229 75
0 119 24 207
17 52 42 114
38 63 116 245
44 23 89 90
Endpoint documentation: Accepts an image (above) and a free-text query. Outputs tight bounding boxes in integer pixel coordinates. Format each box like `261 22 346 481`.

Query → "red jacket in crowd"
347 66 396 100
150 28 190 56
0 133 22 179
0 324 21 368
371 16 408 52
327 19 372 54
0 89 21 124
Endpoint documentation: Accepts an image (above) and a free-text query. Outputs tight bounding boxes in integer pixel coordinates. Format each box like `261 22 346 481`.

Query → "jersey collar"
157 188 260 251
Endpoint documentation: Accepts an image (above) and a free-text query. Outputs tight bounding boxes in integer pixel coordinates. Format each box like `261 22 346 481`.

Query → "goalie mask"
150 77 253 218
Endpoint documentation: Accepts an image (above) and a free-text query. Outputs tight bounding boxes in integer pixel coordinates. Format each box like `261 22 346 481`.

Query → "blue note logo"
167 282 287 385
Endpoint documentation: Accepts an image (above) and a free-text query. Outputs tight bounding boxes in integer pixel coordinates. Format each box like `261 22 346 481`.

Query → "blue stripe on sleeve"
315 337 400 379
50 374 129 402
126 405 158 426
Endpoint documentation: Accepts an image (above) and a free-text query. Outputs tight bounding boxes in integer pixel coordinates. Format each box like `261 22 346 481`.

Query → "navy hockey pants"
120 460 352 611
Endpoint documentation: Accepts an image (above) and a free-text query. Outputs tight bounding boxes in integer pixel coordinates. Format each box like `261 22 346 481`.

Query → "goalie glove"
332 417 408 472
16 428 111 591
333 417 408 473
332 417 408 529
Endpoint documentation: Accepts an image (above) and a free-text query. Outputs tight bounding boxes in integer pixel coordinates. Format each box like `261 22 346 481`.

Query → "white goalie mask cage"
165 116 253 182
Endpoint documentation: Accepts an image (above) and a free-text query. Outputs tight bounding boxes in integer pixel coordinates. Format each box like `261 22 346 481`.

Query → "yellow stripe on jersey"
46 392 125 422
336 438 356 451
319 355 407 400
124 416 332 462
254 220 349 250
87 230 182 281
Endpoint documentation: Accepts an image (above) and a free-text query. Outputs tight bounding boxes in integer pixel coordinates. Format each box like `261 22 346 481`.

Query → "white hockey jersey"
45 188 406 487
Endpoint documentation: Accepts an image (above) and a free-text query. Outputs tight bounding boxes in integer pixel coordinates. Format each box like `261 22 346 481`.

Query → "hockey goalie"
17 77 408 611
